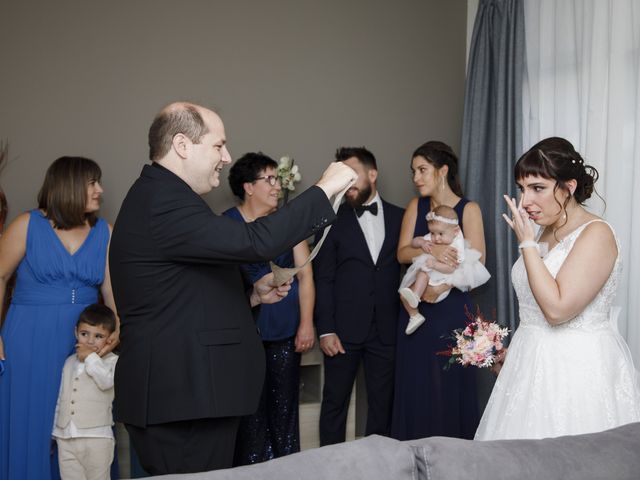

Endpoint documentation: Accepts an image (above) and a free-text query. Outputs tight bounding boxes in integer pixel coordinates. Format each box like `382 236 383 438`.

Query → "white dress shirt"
356 192 385 264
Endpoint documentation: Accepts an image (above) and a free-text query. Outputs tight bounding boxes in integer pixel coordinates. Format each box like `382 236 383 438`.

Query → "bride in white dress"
475 137 640 440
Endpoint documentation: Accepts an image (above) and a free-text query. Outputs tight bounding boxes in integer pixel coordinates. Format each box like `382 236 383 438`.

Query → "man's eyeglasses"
253 175 281 187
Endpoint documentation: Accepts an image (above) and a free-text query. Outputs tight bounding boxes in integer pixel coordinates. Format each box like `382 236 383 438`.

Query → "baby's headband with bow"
426 211 458 225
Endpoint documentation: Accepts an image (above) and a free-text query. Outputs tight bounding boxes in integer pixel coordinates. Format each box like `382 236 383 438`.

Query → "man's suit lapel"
376 199 394 266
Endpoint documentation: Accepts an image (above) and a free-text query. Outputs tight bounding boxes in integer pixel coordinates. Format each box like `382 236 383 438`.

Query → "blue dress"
0 210 109 480
391 197 479 440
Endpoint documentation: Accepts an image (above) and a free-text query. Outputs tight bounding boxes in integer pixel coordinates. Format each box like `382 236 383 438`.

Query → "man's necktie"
355 202 378 217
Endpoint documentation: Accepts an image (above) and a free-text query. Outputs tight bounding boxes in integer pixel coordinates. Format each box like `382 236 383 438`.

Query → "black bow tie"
355 202 378 217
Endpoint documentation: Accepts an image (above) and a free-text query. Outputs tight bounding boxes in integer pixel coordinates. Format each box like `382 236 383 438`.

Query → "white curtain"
522 0 640 363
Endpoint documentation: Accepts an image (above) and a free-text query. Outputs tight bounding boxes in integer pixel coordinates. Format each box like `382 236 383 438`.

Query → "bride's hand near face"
502 195 536 243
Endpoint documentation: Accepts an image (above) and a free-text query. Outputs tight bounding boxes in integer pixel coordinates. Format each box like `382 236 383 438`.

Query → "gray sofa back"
407 422 640 480
149 434 417 480
149 422 640 480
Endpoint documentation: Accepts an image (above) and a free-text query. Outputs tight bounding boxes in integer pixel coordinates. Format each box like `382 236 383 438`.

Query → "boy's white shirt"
52 352 118 439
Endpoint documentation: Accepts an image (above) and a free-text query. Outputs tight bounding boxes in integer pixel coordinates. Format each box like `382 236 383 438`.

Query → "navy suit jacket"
314 198 404 345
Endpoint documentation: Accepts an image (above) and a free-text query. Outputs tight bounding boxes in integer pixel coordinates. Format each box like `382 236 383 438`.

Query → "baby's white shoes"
405 313 426 335
399 288 420 309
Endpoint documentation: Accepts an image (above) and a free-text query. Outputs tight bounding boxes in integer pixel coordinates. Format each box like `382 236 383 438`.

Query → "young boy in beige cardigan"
53 304 118 480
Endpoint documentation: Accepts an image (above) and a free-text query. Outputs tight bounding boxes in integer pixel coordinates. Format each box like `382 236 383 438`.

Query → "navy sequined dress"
223 207 302 465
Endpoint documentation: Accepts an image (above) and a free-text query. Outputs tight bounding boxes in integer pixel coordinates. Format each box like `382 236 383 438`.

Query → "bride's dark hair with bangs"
514 137 598 204
514 137 600 233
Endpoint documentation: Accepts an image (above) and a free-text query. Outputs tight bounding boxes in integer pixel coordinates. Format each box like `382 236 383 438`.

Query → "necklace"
238 206 256 222
239 204 273 222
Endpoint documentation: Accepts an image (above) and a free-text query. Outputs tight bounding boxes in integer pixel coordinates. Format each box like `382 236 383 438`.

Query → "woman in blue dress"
0 156 118 480
224 152 315 465
391 141 486 440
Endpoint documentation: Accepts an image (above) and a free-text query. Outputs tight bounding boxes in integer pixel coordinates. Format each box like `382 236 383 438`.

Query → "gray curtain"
460 0 525 333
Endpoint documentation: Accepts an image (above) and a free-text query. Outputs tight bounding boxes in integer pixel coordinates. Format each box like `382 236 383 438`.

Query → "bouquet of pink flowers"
438 308 509 370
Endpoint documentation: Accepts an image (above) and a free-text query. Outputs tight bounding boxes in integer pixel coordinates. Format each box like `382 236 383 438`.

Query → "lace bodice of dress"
511 220 621 331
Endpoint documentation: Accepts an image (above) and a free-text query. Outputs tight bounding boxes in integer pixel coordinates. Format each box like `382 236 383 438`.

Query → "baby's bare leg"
401 278 427 335
412 270 430 297
400 268 431 310
400 296 419 317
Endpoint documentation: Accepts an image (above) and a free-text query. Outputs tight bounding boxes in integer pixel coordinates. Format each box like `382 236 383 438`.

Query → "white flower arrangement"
276 155 302 203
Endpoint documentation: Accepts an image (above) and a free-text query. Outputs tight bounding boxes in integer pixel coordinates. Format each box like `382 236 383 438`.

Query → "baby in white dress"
399 205 490 334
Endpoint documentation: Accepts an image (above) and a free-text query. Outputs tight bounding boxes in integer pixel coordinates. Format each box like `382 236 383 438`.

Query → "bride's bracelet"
518 240 539 252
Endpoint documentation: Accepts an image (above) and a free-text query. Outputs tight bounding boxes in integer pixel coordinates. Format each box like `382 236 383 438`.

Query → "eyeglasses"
253 175 281 186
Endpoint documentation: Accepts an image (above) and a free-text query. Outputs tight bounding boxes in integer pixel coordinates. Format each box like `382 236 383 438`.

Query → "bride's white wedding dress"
475 220 640 440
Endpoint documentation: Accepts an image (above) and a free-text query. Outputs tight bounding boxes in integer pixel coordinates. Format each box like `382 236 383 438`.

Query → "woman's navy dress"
391 197 479 440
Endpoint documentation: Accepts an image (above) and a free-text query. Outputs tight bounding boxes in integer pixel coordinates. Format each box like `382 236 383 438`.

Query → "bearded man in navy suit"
314 147 403 445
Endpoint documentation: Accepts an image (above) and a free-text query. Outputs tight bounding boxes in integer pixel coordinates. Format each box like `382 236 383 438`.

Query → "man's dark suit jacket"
109 163 335 427
314 199 404 345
